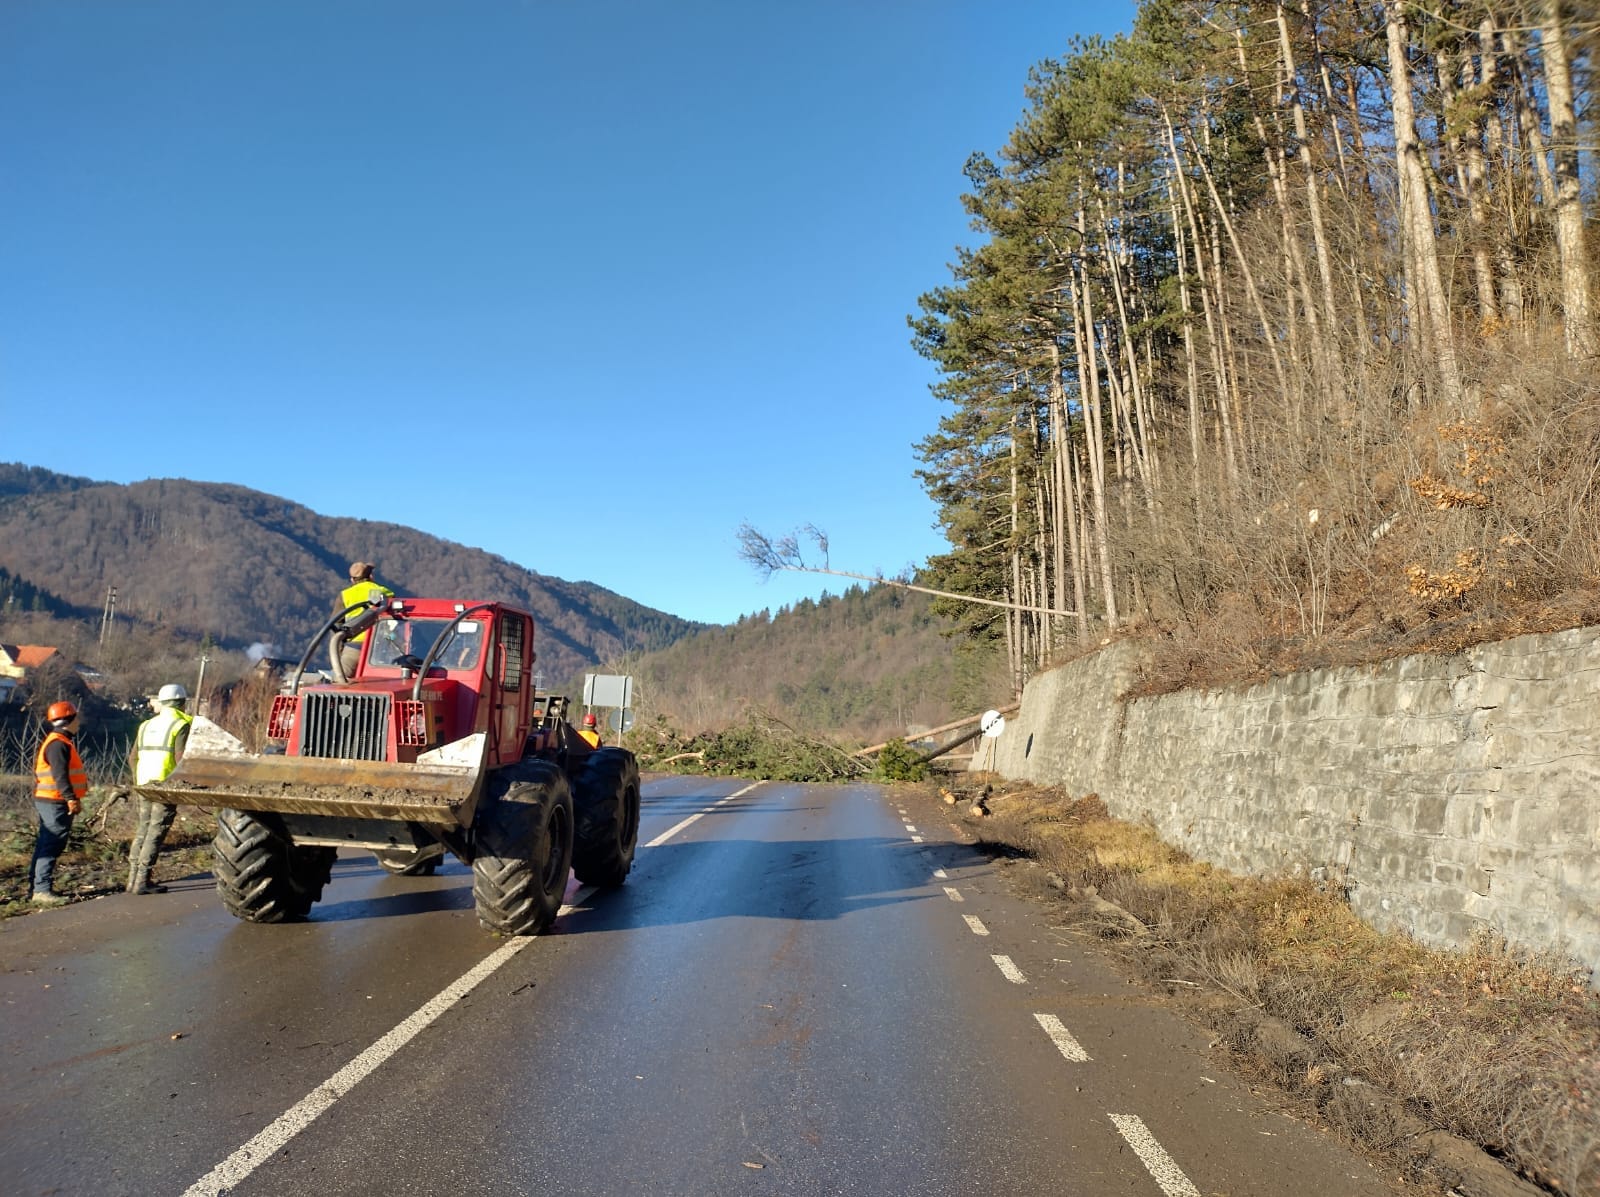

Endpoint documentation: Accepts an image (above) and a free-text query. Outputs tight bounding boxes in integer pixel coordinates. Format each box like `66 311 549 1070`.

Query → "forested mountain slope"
0 463 701 683
624 582 1010 745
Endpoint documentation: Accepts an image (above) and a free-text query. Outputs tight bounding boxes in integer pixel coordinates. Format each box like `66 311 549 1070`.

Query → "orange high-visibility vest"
34 732 87 803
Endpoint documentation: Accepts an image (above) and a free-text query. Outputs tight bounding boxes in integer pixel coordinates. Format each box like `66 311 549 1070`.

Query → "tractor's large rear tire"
472 761 574 936
213 809 337 923
572 748 641 888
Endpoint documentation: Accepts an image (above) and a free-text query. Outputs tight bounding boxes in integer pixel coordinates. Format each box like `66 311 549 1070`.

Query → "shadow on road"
301 830 982 931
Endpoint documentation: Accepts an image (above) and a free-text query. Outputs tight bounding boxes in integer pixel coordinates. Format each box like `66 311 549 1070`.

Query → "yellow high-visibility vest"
135 707 194 786
338 580 394 644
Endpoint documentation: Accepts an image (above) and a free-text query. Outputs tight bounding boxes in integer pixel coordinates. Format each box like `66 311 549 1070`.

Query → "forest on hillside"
615 584 1009 744
912 0 1599 695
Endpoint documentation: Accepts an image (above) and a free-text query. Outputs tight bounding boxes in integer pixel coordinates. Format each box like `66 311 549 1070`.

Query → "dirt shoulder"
1 782 215 915
895 775 1597 1197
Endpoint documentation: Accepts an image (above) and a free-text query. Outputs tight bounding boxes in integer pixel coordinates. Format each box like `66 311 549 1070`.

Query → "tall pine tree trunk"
1386 4 1463 406
1540 1 1596 357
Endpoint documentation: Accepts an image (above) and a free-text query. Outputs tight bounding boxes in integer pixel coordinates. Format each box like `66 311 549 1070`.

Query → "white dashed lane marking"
991 954 1026 983
903 791 1201 1197
1108 1114 1200 1197
1034 1012 1091 1062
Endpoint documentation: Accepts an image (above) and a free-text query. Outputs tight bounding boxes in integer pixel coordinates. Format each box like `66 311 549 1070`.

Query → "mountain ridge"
0 463 702 683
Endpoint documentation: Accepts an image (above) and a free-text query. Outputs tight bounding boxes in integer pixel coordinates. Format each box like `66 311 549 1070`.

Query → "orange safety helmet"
46 700 78 723
583 713 598 728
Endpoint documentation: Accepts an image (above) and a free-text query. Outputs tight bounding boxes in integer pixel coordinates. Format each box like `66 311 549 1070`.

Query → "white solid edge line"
962 914 989 936
184 780 764 1197
1033 1012 1091 1062
1107 1114 1200 1197
991 954 1026 983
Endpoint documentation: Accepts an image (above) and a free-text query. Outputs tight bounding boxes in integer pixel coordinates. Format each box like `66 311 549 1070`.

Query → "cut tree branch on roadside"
736 523 1089 620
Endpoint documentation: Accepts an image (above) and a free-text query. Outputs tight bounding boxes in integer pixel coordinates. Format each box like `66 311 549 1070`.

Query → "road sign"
980 709 1006 739
584 673 634 709
607 708 636 733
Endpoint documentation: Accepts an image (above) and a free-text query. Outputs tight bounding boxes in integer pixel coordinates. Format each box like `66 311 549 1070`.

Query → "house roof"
13 645 62 668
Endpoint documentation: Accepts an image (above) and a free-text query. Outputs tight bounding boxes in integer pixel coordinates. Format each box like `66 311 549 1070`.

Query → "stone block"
1442 911 1484 945
1431 861 1464 885
1441 800 1482 840
1444 769 1499 798
1474 675 1517 710
1450 670 1483 708
1512 800 1559 846
1557 795 1598 843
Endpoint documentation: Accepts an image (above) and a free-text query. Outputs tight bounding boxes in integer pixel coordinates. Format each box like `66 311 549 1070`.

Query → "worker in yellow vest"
31 700 87 905
335 561 394 676
577 712 602 749
127 683 194 895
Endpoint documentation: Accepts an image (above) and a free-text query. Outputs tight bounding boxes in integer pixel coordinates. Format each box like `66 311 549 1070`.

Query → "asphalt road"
0 777 1405 1196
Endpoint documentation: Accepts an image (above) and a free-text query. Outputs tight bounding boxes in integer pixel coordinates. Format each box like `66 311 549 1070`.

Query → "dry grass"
955 779 1599 1195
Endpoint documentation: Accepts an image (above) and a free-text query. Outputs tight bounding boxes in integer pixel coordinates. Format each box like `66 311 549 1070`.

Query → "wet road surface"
0 778 1404 1196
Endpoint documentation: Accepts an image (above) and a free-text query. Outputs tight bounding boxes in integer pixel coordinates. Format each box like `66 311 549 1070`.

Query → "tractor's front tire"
472 762 574 936
572 748 641 888
213 809 337 923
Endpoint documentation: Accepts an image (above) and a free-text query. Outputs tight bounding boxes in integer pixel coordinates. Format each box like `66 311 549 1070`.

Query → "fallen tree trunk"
854 703 1019 757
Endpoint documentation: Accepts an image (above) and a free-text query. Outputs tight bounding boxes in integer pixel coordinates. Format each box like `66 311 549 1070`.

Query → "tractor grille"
298 691 392 761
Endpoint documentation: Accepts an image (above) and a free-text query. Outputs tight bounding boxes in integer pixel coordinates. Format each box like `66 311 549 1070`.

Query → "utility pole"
98 585 117 647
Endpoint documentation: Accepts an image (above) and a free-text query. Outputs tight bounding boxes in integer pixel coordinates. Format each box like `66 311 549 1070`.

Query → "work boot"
30 891 67 906
129 872 167 895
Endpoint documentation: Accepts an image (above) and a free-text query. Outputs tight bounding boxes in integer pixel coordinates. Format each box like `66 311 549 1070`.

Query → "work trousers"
128 798 177 888
30 799 74 896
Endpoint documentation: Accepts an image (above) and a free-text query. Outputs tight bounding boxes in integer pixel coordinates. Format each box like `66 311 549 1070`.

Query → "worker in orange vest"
30 700 87 905
577 712 602 748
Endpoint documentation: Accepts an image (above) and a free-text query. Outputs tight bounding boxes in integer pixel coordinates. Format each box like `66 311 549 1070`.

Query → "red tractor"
142 596 640 935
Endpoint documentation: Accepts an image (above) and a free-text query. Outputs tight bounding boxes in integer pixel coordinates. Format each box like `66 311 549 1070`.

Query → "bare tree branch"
735 522 1088 619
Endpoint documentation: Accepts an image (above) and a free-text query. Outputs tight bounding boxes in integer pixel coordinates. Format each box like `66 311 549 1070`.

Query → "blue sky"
2 1 1134 626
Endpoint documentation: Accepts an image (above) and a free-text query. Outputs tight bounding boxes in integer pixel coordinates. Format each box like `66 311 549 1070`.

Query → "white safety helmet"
156 683 189 704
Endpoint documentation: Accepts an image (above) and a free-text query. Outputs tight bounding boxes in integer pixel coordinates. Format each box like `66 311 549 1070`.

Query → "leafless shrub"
1117 320 1600 697
211 670 281 752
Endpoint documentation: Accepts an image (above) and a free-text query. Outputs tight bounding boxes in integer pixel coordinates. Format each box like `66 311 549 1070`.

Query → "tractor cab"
268 598 541 772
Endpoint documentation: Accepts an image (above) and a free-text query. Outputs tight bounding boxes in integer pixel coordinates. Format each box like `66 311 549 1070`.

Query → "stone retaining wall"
974 627 1600 973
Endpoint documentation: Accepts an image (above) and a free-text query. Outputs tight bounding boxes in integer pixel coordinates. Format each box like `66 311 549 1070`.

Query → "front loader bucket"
138 717 487 828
